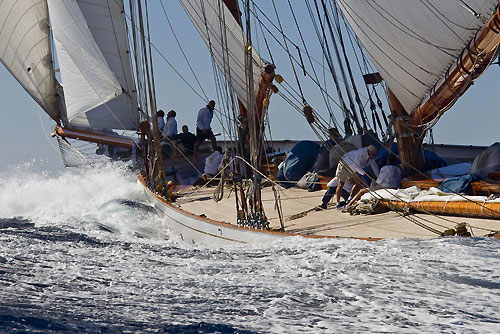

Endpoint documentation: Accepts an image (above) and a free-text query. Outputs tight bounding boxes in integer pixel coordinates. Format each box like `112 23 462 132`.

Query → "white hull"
139 176 315 245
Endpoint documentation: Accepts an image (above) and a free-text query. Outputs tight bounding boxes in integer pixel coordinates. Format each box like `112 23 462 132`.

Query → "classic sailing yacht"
2 0 500 244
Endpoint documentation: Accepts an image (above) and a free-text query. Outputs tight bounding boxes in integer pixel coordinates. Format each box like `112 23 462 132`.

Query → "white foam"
0 161 167 242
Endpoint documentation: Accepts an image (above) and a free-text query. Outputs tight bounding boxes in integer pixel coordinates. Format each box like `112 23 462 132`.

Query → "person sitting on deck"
335 145 379 209
346 152 402 207
194 100 217 159
204 146 224 178
176 125 196 156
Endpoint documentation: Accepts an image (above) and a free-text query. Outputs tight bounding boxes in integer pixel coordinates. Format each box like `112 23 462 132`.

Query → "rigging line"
270 0 306 104
245 0 377 118
286 0 336 126
339 11 390 136
247 0 371 100
159 0 208 100
425 0 482 31
419 0 471 43
317 0 363 131
106 0 135 97
305 0 352 126
336 0 434 82
124 1 146 121
456 0 485 21
256 13 275 64
214 0 243 142
341 14 378 132
330 0 369 129
308 0 355 133
335 3 426 99
321 51 342 130
145 0 158 112
121 4 209 104
367 1 459 56
198 0 240 143
38 108 60 155
128 0 146 119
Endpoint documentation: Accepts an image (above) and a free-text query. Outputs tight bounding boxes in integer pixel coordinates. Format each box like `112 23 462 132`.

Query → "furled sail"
337 0 498 115
178 0 265 109
0 0 59 121
48 0 138 130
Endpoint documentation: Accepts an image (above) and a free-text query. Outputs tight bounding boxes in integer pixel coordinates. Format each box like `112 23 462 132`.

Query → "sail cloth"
337 0 498 114
0 0 59 121
178 0 265 109
48 0 138 130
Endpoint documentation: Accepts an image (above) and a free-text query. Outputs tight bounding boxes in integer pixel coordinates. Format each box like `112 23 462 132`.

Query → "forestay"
0 0 59 121
337 0 498 114
178 0 265 109
48 0 138 130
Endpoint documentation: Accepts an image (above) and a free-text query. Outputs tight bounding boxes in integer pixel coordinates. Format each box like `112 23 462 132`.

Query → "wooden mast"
223 0 275 165
388 90 424 177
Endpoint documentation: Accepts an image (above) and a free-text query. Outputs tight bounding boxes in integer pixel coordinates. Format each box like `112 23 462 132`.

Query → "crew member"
194 100 217 159
335 145 379 209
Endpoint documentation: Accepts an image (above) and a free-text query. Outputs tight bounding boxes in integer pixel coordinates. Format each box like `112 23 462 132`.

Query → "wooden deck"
161 148 500 240
173 185 500 239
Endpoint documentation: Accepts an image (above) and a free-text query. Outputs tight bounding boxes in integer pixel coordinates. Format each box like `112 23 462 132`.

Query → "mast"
388 90 424 176
223 0 275 162
135 0 166 185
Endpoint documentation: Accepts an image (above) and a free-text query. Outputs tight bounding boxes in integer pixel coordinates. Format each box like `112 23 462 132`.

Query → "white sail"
178 0 265 109
0 0 59 121
48 0 138 130
337 0 498 114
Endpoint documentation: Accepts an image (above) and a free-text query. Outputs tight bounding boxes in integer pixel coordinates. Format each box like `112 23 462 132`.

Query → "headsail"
0 0 59 121
48 0 138 130
178 0 265 109
337 0 498 114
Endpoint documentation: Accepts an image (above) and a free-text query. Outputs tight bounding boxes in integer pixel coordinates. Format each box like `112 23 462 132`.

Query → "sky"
1 1 500 173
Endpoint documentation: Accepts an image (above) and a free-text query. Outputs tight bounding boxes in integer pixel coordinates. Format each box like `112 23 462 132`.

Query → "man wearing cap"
334 145 379 209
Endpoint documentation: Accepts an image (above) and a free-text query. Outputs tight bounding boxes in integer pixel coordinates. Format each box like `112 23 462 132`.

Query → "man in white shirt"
347 152 401 205
162 109 178 157
335 145 379 209
194 100 217 159
156 110 165 135
204 146 223 178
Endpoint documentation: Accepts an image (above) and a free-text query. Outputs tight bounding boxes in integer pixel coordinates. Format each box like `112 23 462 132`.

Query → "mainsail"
337 0 498 115
0 0 59 121
48 0 138 130
178 0 265 109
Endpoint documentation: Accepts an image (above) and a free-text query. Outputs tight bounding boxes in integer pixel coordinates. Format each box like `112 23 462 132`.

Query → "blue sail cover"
375 143 446 171
277 141 320 188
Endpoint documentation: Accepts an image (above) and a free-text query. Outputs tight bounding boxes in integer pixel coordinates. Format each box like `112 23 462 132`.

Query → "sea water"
0 163 499 333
